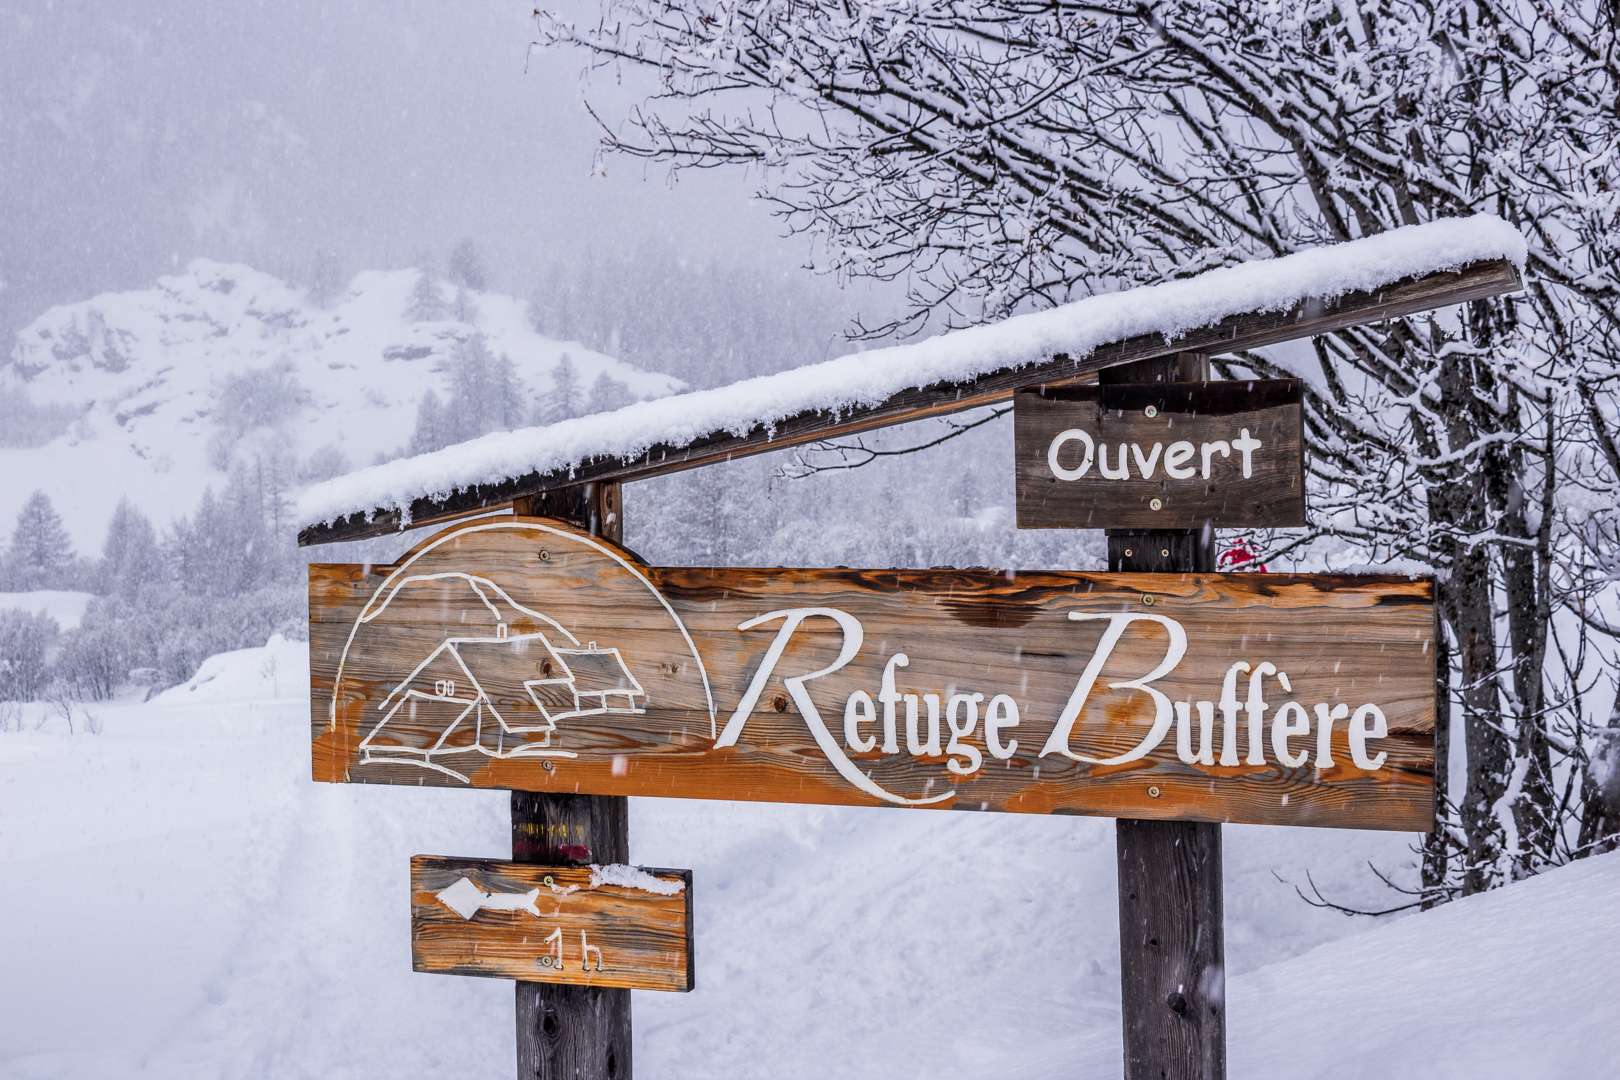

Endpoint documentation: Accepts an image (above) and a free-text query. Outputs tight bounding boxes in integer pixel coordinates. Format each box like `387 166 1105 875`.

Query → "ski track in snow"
5 637 1616 1079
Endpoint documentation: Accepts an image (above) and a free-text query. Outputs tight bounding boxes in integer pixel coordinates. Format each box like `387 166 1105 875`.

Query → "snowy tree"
307 248 344 307
447 238 488 291
536 354 585 424
587 371 633 414
543 0 1620 898
0 610 57 701
99 499 165 602
409 388 452 456
6 491 75 590
406 271 448 322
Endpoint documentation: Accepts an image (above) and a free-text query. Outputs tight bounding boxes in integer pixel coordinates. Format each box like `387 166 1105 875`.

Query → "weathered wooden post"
512 482 633 1080
1103 353 1225 1080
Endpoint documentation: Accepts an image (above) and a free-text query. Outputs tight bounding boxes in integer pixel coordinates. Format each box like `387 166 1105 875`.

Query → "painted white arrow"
435 876 542 920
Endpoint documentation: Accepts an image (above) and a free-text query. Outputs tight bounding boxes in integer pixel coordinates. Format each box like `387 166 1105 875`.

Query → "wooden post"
1105 354 1226 1080
513 481 632 1080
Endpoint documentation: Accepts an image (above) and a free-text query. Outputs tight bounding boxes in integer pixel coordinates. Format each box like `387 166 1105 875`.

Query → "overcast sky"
0 0 812 343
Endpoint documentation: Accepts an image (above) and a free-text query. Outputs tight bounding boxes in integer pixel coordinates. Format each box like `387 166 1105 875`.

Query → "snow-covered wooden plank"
411 855 693 991
297 218 1524 546
309 518 1435 831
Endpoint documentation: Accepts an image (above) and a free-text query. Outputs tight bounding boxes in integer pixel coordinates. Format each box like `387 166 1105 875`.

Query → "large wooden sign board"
309 518 1434 831
1014 380 1305 529
411 856 693 991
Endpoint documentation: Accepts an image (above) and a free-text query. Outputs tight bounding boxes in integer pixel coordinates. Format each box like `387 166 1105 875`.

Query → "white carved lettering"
1098 442 1129 479
1314 702 1347 767
1201 440 1231 479
1047 429 1094 480
1246 663 1278 765
1232 427 1262 478
907 692 942 756
718 608 952 805
1164 441 1196 479
1218 661 1249 767
1040 613 1186 764
985 694 1020 760
844 690 876 752
1349 704 1389 770
1271 701 1310 768
1131 441 1164 479
946 693 984 775
878 653 907 754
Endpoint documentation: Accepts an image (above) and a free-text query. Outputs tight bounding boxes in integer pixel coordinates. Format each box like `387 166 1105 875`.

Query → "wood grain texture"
1016 381 1305 529
1118 820 1224 1080
298 259 1522 546
309 517 1436 831
511 484 634 1080
411 856 693 992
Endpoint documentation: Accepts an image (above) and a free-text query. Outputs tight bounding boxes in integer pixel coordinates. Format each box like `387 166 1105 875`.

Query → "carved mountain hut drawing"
357 572 645 781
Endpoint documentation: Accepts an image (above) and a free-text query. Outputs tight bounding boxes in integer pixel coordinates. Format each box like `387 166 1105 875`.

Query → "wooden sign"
411 855 693 991
1014 380 1305 529
310 518 1433 831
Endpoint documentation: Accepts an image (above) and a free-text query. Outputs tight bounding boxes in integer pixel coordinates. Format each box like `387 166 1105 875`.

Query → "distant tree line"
0 470 305 704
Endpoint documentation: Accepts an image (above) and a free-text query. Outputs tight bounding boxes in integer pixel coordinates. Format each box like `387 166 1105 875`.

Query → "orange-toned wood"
310 518 1434 831
411 856 692 991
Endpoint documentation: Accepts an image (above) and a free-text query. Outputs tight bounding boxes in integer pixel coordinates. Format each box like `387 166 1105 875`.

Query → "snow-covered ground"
6 637 1610 1079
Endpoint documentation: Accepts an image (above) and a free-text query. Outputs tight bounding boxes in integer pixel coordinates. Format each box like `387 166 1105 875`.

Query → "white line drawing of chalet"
357 572 644 782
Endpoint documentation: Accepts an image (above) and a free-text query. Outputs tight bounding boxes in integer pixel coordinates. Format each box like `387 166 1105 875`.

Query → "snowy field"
3 637 1616 1079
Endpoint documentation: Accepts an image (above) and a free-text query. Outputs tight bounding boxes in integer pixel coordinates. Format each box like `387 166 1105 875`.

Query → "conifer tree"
536 354 583 424
587 371 633 414
409 389 450 456
6 490 74 590
406 271 447 322
100 499 165 601
448 239 488 291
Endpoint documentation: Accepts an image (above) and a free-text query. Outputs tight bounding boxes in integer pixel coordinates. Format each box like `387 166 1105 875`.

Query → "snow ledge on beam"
296 215 1527 532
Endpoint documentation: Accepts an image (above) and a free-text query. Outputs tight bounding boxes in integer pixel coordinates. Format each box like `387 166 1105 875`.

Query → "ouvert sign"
1014 379 1306 529
310 517 1434 832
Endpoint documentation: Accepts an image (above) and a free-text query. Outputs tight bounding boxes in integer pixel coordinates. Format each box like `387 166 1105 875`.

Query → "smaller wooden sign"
410 856 693 992
1015 380 1305 529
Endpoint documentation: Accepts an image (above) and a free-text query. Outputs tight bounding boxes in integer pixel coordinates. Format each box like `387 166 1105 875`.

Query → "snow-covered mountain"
0 260 682 551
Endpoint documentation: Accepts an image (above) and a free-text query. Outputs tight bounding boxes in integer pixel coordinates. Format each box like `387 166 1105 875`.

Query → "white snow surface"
590 863 686 894
0 590 96 631
2 259 680 551
7 631 1615 1079
298 215 1526 531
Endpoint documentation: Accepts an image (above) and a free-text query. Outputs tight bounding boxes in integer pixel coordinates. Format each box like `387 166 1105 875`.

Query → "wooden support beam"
1107 353 1225 1080
298 258 1522 546
512 481 632 1080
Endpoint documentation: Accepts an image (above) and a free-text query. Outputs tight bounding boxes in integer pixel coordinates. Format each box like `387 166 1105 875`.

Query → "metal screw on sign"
1144 405 1158 418
542 759 555 772
1124 548 1134 557
1141 594 1156 606
538 550 551 562
1148 786 1162 798
1160 549 1170 557
1150 498 1163 511
543 875 554 886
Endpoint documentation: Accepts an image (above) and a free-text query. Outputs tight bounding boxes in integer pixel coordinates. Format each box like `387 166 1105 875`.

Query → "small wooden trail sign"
411 855 693 991
1015 380 1305 530
310 517 1433 831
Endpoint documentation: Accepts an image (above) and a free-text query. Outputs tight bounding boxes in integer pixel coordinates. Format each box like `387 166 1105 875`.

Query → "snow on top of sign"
297 215 1526 530
590 864 686 895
